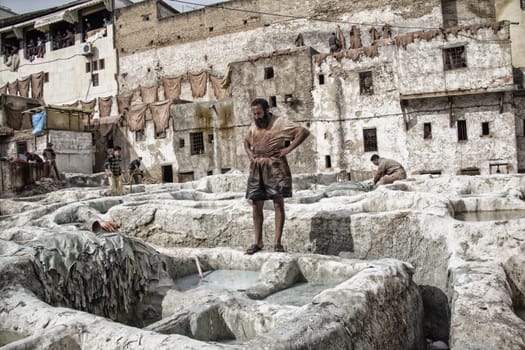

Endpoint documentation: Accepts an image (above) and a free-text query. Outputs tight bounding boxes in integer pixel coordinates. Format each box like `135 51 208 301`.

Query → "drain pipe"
209 104 221 175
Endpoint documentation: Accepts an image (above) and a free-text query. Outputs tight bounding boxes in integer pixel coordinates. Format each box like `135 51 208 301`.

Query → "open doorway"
162 164 173 183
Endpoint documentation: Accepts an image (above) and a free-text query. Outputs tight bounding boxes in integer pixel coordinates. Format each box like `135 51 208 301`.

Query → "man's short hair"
138 157 142 160
251 98 269 111
370 154 380 161
114 146 121 151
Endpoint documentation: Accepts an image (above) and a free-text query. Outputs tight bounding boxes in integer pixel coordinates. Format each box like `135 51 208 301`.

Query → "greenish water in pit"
454 210 525 222
0 330 26 346
173 270 260 292
264 281 341 306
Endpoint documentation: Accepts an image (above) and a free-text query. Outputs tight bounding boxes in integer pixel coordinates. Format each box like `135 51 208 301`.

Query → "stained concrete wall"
113 108 179 181
312 46 402 174
313 26 516 176
442 0 496 27
496 0 525 69
42 130 93 174
171 100 237 180
115 0 448 57
230 47 316 174
113 0 510 180
115 0 450 96
113 100 237 182
404 94 517 175
394 23 513 96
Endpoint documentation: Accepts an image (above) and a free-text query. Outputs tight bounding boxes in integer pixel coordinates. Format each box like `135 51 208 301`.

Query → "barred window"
190 132 204 155
363 128 378 152
443 46 466 70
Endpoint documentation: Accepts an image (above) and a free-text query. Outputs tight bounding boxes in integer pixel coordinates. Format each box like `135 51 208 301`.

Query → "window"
460 167 480 176
208 134 214 143
44 72 49 83
363 128 378 152
359 71 373 95
50 22 75 50
270 96 277 107
190 132 204 155
179 138 185 148
423 123 432 139
490 163 508 174
325 155 332 168
521 0 525 10
319 74 325 85
92 73 99 86
481 122 490 136
87 59 105 72
264 67 274 79
209 27 214 32
457 120 467 141
155 131 166 139
443 46 466 70
420 170 442 175
135 129 146 141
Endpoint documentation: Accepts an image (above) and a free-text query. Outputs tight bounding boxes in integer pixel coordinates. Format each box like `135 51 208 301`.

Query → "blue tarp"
31 110 46 135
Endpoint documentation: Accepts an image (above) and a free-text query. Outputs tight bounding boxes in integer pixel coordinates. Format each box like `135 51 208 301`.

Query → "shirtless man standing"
244 98 310 254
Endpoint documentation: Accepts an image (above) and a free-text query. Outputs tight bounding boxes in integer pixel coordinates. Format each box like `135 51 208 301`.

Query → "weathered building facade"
111 0 520 181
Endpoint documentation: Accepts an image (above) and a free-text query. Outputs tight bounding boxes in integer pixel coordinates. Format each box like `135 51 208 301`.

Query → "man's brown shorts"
246 158 292 200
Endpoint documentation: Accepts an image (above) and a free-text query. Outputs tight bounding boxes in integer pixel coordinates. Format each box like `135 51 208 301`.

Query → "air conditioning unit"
80 42 93 56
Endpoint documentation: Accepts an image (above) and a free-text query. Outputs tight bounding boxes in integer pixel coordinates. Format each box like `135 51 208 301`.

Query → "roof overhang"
34 9 78 30
399 85 516 100
0 0 105 34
